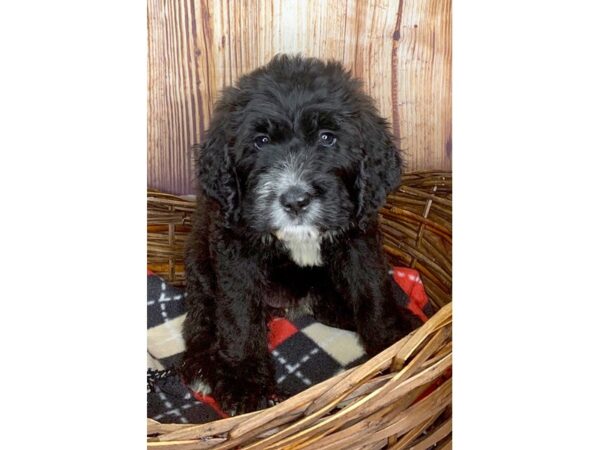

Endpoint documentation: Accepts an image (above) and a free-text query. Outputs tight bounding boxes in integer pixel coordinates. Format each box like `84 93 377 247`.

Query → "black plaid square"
272 327 345 396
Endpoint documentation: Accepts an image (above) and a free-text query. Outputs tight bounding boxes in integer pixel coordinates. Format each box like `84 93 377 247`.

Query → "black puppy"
180 55 420 413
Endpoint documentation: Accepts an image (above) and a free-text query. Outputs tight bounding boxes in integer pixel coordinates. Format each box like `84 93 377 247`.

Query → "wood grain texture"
148 0 452 194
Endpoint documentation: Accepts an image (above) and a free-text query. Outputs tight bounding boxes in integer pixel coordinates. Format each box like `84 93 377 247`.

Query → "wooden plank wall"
148 0 452 195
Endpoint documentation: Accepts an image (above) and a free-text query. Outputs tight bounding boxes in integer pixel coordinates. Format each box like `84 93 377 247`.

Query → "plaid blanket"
147 267 433 424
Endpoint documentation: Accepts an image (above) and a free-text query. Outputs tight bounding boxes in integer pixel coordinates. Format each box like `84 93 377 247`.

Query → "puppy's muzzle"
279 186 312 217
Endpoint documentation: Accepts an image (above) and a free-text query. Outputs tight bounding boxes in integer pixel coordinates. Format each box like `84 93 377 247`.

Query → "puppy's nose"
280 186 312 215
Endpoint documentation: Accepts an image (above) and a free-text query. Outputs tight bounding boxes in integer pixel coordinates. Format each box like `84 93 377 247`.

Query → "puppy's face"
196 56 402 247
237 107 360 242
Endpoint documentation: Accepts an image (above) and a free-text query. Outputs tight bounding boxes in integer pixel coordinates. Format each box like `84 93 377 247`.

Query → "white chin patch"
274 225 322 267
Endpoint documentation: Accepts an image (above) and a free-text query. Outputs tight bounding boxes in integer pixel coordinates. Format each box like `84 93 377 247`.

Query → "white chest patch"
283 238 322 267
274 225 323 267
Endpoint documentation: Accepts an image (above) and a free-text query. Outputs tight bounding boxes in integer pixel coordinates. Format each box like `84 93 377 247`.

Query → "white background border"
1 1 599 448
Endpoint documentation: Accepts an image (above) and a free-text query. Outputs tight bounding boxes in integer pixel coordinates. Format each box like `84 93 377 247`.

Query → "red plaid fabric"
147 267 433 423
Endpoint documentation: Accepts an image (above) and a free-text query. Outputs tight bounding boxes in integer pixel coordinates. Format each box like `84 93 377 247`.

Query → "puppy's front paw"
215 357 277 414
179 352 210 386
213 374 277 415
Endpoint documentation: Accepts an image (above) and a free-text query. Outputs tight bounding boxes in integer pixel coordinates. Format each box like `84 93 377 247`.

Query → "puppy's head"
195 55 401 240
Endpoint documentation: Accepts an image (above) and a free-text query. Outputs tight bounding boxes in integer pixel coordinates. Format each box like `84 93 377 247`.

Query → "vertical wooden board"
148 0 201 195
148 0 452 194
393 0 452 171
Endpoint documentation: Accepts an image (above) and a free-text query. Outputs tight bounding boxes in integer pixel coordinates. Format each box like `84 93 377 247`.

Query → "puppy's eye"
254 135 270 149
319 131 337 147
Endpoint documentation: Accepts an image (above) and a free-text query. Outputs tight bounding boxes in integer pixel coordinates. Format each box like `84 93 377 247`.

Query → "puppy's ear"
194 88 241 226
355 109 402 230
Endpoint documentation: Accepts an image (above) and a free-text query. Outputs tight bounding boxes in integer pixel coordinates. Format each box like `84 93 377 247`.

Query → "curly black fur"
180 55 421 413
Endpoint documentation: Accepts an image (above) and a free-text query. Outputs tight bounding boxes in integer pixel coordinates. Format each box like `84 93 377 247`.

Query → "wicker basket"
147 170 452 449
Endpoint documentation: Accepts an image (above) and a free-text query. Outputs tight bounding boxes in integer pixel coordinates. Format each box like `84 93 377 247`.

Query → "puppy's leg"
309 285 357 331
326 232 421 356
181 239 275 414
211 268 275 414
180 256 217 388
